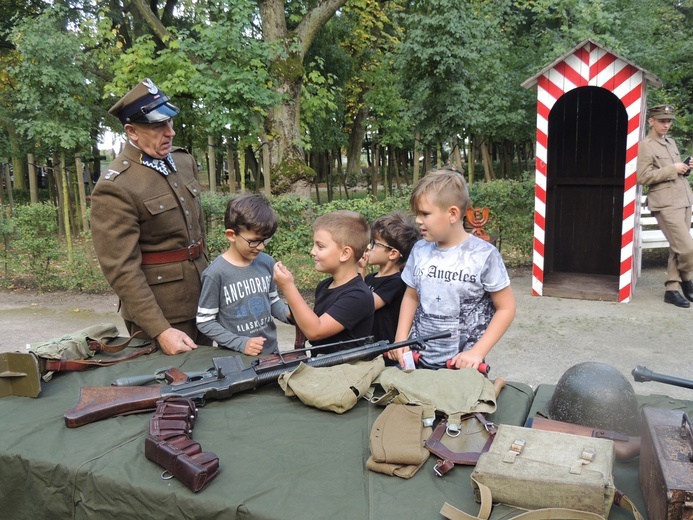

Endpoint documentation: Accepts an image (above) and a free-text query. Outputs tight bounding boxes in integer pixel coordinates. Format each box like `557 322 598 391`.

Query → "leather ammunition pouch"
144 396 220 493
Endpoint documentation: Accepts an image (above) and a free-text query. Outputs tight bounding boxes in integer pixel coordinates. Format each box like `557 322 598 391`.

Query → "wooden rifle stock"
528 416 641 460
65 386 163 428
64 331 451 429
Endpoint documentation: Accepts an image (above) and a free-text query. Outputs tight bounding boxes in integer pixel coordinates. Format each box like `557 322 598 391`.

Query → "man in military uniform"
91 78 210 353
637 104 693 308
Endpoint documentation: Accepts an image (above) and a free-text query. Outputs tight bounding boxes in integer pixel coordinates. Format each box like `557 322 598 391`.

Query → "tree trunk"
480 140 495 181
207 136 216 192
452 137 464 171
60 154 73 263
468 136 476 185
27 154 39 204
227 142 237 194
413 133 421 185
372 143 380 202
75 155 89 232
346 106 368 185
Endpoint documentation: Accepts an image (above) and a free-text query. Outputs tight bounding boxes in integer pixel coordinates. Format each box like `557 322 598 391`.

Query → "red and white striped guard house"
521 39 661 303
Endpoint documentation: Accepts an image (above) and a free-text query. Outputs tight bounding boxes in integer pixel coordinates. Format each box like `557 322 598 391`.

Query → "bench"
639 194 693 249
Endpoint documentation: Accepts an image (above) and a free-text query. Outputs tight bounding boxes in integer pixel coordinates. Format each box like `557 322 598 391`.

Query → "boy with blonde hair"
274 210 374 348
390 170 516 370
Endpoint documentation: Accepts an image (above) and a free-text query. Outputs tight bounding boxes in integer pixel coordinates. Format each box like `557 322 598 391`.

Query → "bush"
9 202 61 290
1 178 535 293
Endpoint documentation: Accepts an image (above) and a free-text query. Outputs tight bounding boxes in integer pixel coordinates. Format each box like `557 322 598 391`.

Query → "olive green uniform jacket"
637 130 693 211
91 142 208 339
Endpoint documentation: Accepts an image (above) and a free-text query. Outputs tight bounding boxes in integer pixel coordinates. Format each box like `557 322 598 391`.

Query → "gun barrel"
632 365 693 390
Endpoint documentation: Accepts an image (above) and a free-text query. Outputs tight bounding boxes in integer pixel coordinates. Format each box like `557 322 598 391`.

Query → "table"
1 347 690 519
0 347 535 520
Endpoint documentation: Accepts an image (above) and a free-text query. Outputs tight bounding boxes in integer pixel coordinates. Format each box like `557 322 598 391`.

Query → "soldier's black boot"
664 290 690 308
681 280 693 302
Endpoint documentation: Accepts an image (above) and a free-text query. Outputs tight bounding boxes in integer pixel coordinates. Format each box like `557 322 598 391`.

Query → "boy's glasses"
237 234 272 248
370 239 394 250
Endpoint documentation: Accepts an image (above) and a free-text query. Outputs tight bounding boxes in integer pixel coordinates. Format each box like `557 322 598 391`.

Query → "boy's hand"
273 262 294 288
449 349 483 370
386 346 410 367
243 337 266 356
357 252 369 276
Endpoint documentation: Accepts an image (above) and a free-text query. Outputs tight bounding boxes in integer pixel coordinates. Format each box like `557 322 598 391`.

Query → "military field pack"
441 425 643 520
277 355 385 413
639 407 693 520
0 323 154 398
367 367 497 427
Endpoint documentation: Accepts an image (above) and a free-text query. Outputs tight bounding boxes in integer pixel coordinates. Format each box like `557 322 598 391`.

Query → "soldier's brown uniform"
637 105 693 302
91 142 208 340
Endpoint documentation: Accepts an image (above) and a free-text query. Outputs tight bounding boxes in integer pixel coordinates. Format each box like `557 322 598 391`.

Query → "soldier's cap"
648 104 676 120
108 78 179 126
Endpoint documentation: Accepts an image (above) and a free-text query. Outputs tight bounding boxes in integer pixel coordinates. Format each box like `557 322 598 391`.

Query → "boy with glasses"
359 212 420 342
196 194 292 355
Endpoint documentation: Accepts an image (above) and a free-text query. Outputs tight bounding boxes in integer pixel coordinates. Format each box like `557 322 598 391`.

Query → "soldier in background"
91 78 210 353
637 104 693 308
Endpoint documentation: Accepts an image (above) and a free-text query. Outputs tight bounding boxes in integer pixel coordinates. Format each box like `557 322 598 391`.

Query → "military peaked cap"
108 78 179 125
648 104 676 120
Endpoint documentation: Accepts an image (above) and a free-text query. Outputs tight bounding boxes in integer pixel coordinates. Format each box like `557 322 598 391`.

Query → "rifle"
64 331 451 428
632 365 693 390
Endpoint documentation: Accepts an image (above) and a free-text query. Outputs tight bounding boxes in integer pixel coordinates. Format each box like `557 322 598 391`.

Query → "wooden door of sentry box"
542 86 626 300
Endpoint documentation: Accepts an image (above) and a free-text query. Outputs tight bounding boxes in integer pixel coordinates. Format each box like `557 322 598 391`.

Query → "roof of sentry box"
521 38 662 90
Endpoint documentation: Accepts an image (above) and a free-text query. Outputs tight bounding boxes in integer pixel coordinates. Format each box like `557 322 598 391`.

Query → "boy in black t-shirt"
359 212 420 342
274 210 374 350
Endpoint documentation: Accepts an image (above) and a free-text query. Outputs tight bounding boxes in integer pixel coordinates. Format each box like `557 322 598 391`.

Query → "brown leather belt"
141 240 204 265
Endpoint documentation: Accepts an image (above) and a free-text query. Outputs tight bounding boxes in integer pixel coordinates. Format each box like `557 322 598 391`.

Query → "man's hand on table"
156 327 198 355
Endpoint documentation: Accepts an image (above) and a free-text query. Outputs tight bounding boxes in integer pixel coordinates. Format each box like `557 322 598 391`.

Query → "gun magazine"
144 396 220 492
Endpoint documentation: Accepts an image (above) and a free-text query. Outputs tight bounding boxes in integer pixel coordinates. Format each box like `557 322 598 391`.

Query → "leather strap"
141 240 204 265
42 332 156 372
425 414 496 475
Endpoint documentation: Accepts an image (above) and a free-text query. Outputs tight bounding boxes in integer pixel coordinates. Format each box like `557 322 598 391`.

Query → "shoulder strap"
440 478 643 520
42 332 155 372
441 478 605 520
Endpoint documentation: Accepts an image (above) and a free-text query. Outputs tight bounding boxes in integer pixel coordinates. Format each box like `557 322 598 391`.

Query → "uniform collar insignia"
138 151 176 176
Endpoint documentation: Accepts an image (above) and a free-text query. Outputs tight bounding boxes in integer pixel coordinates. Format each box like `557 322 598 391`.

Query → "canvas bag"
366 403 432 479
368 367 497 427
27 323 154 381
441 425 643 520
278 355 385 413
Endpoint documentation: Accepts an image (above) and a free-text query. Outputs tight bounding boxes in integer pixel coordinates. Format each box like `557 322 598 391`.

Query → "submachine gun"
64 331 450 427
631 365 693 390
63 331 450 492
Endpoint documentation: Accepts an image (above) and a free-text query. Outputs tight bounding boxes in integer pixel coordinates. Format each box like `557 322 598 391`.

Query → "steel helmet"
545 361 640 436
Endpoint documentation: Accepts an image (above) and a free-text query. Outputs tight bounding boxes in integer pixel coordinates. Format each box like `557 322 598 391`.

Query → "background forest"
0 0 691 292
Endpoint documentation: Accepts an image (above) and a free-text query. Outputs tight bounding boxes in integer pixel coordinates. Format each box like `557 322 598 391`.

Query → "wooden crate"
639 407 693 519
